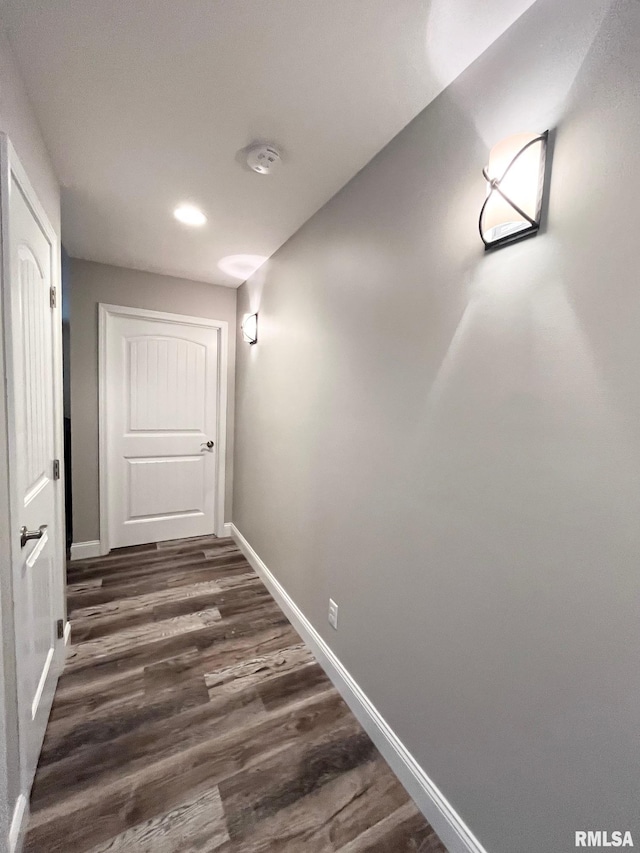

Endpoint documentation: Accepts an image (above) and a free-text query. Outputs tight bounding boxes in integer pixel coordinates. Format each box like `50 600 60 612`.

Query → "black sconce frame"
479 130 549 251
242 313 258 345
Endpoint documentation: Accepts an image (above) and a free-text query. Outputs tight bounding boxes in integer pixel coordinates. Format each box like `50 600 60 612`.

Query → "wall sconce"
479 131 548 250
242 313 258 345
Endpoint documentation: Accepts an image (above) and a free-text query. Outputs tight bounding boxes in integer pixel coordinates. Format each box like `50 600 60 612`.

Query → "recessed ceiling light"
173 204 207 226
218 254 268 281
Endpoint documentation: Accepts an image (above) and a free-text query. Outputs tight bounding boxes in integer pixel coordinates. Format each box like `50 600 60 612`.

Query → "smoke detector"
246 144 282 175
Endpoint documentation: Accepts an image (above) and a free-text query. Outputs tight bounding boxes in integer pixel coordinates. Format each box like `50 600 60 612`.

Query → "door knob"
200 440 214 450
20 524 47 549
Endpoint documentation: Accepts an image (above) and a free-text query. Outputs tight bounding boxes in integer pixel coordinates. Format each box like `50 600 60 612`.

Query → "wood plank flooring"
25 536 447 853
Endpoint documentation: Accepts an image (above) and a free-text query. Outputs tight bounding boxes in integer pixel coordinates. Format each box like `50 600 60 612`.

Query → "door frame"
0 134 66 839
98 303 229 553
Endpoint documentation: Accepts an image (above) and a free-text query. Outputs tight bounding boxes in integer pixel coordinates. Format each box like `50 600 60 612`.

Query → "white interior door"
103 307 222 548
1 138 65 795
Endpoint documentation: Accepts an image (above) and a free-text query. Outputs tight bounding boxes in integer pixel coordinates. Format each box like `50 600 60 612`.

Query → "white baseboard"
230 523 488 853
222 522 233 538
70 540 102 560
64 620 71 645
9 793 28 853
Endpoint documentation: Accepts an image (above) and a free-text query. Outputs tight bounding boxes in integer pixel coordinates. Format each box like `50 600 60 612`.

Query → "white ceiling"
1 0 536 287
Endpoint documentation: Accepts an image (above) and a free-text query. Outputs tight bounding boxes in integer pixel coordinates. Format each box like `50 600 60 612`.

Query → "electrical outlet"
328 598 338 630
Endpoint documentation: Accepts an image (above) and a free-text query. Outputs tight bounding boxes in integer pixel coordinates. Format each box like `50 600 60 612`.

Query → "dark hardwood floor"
25 535 447 853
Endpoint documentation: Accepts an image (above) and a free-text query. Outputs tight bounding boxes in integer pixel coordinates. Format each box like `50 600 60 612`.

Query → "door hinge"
50 286 57 308
56 619 64 640
53 459 61 480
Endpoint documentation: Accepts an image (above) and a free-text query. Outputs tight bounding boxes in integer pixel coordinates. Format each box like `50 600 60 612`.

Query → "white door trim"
0 134 66 801
98 303 229 553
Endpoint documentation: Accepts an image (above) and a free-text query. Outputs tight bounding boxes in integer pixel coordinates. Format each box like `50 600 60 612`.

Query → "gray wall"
69 259 237 543
234 1 640 851
0 28 60 235
0 25 61 837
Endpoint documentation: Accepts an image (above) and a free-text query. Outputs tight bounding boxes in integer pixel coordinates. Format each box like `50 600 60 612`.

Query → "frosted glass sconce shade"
242 313 258 345
480 131 548 250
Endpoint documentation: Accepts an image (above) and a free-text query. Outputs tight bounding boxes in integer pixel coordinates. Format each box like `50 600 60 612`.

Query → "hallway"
24 536 446 853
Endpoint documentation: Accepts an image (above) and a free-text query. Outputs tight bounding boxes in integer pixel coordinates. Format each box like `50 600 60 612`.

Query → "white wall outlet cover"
328 598 339 630
246 144 282 175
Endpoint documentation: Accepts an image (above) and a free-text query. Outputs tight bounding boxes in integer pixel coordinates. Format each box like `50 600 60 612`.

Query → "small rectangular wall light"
242 312 258 345
480 131 548 250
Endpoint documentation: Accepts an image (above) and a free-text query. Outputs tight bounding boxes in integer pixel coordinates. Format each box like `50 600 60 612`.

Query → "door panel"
127 456 206 518
106 312 219 548
128 337 206 431
4 155 65 795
